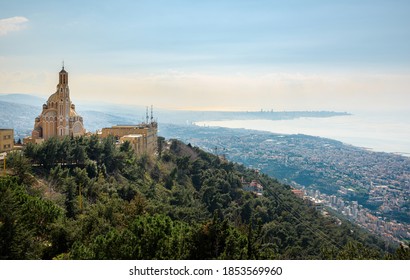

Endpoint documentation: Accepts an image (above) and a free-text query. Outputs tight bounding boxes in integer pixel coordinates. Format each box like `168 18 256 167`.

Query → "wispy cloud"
0 16 29 36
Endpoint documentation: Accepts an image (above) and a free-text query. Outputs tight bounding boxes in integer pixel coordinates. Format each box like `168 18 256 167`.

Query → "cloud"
0 16 29 36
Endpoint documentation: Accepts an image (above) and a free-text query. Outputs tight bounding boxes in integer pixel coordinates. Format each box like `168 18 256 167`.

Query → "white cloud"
0 16 29 36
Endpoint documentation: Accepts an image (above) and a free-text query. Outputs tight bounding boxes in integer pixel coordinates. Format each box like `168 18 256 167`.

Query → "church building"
26 66 85 143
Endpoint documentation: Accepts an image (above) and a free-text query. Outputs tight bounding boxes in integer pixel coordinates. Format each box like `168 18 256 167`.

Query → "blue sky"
1 0 410 111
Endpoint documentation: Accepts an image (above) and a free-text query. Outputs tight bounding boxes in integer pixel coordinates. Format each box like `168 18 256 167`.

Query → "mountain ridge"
0 93 350 140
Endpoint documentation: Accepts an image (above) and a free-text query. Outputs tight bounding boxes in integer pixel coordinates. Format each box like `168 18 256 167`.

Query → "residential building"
291 188 305 199
0 129 14 152
242 179 263 196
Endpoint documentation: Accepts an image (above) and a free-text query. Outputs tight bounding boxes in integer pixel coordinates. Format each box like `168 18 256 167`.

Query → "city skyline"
1 0 410 112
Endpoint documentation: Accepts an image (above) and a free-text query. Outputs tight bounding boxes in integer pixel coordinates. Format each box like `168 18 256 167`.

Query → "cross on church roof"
60 61 67 73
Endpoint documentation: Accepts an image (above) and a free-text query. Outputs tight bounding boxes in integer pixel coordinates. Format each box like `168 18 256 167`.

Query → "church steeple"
28 64 85 142
59 64 68 85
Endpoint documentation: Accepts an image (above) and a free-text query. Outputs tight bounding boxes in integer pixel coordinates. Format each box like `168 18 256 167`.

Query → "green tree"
23 142 39 164
0 177 63 259
337 241 381 260
38 137 59 168
157 136 165 158
56 136 71 164
86 134 103 162
64 177 77 219
71 137 88 165
6 151 33 185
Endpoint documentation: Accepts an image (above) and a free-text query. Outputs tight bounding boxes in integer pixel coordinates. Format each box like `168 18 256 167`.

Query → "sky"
1 0 410 112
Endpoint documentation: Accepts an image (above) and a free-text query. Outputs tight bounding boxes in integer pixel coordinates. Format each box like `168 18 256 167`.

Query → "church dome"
47 92 60 103
30 65 85 141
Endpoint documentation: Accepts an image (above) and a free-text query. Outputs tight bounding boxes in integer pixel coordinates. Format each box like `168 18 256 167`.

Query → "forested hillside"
0 136 408 260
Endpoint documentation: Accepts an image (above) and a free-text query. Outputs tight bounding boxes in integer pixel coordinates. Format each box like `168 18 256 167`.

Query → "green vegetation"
0 135 408 260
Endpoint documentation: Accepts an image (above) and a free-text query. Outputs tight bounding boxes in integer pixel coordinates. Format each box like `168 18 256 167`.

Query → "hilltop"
1 135 407 260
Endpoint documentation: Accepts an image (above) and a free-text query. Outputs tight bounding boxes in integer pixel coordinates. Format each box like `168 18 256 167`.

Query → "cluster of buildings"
1 66 158 157
324 189 410 244
291 187 410 244
291 188 325 211
165 124 409 245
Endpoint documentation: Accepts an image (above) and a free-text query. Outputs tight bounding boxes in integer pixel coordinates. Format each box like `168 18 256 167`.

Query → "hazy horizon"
0 92 354 113
1 1 410 113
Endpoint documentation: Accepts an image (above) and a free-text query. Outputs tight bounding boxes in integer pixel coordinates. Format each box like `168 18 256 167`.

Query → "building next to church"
25 66 85 144
100 121 158 156
0 129 14 153
99 107 158 156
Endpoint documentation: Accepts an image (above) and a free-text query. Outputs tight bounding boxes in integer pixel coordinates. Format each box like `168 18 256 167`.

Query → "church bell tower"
59 66 68 85
28 64 86 142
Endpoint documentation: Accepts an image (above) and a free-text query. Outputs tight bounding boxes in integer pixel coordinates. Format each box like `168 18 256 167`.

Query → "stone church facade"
26 66 85 143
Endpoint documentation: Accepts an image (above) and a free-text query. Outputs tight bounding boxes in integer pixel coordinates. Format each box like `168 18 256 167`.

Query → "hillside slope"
1 136 407 260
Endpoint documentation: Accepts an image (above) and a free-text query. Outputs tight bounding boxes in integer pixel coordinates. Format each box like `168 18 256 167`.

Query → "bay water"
195 111 410 156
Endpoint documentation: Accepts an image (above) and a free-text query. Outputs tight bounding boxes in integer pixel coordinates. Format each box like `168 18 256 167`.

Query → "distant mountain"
78 110 137 133
0 93 149 126
0 93 145 115
0 100 140 139
155 110 351 124
0 93 351 140
0 94 46 107
0 100 39 140
0 94 146 138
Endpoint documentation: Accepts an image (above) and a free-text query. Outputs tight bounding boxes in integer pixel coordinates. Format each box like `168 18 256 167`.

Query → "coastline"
194 114 410 157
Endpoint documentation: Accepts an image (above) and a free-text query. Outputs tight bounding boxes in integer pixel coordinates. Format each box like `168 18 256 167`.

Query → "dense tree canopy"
0 136 407 260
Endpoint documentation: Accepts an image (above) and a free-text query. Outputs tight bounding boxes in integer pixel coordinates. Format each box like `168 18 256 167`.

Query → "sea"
195 111 410 156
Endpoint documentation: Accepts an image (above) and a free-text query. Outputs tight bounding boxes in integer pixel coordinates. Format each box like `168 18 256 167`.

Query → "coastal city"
161 123 410 245
303 188 409 245
1 1 409 278
0 67 408 248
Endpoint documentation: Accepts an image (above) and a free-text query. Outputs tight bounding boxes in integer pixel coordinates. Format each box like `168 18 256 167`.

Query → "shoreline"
194 118 410 157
